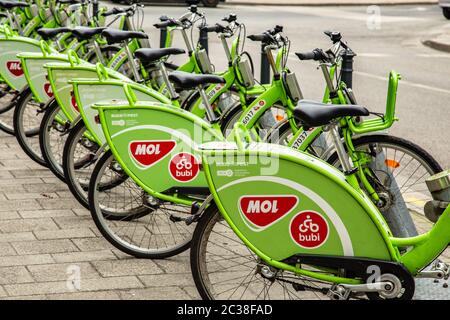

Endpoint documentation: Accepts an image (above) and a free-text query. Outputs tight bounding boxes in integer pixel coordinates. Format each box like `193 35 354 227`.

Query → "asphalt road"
107 3 450 167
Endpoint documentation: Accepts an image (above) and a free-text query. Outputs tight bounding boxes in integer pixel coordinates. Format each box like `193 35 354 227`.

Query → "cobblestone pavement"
0 131 199 300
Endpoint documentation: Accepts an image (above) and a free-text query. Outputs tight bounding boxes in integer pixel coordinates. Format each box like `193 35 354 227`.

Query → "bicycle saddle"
0 1 29 9
168 71 225 89
293 100 369 127
37 27 72 40
71 27 106 40
101 29 148 44
135 48 185 64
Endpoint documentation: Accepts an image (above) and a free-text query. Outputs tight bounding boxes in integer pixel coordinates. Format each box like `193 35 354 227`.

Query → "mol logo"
6 61 23 77
239 195 298 230
290 211 329 249
44 83 54 98
129 140 176 169
70 91 79 112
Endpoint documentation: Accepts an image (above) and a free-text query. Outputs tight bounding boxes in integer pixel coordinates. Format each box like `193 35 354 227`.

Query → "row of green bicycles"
1 0 450 300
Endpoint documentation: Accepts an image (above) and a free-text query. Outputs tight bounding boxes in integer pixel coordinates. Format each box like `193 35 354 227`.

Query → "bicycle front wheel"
88 150 194 259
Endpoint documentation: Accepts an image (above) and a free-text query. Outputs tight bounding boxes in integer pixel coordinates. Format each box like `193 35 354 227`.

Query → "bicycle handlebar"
102 7 124 17
153 18 178 29
296 49 327 61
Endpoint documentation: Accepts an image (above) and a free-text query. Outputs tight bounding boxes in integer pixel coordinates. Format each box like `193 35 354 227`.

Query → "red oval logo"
169 152 199 182
6 61 23 77
239 195 298 229
129 140 176 169
290 211 329 249
44 83 53 98
70 91 79 112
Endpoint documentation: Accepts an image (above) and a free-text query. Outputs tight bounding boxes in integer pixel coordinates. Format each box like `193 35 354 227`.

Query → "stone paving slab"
0 131 198 300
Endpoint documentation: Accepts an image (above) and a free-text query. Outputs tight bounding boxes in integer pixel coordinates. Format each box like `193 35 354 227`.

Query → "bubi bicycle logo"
44 83 54 98
6 61 24 77
169 152 200 182
129 140 176 169
290 211 329 248
239 195 298 231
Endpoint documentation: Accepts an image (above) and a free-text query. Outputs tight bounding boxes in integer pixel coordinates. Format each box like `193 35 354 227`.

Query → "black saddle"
0 1 29 9
135 48 185 64
168 71 225 89
71 27 106 40
37 27 72 40
293 100 369 127
101 29 148 44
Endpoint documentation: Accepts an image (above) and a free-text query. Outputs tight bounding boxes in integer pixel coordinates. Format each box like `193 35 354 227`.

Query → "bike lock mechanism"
340 48 356 89
424 170 450 223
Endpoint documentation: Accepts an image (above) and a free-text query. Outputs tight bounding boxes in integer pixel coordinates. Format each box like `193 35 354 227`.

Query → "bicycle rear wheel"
39 98 69 182
13 86 47 167
62 120 99 209
0 84 18 135
88 150 194 259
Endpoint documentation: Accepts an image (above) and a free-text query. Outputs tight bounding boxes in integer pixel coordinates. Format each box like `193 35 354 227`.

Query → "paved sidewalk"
226 0 438 5
0 131 198 300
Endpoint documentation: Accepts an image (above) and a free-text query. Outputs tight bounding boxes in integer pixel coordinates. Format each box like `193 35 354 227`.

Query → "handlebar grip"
102 7 123 17
201 23 225 33
295 49 326 61
153 19 177 29
295 51 316 61
247 32 272 43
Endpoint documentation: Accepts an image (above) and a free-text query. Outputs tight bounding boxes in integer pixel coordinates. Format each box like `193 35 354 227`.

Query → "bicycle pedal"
327 285 351 300
190 202 200 215
169 215 184 223
59 122 71 136
418 260 450 280
292 283 306 292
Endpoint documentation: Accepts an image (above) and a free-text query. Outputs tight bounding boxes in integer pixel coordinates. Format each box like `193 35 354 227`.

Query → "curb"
422 38 450 53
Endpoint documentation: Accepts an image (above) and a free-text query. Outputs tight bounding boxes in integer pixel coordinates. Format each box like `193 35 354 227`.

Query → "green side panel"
46 63 100 122
0 37 41 90
75 83 139 145
202 143 393 262
97 102 224 193
18 53 68 103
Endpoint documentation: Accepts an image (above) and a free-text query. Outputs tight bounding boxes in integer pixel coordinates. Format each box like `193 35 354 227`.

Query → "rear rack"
348 71 400 134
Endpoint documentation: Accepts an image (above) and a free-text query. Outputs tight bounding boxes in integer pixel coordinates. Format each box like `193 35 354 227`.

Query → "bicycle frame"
201 136 450 286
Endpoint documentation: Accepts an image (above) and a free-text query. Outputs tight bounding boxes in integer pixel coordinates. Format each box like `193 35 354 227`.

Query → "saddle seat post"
156 60 179 101
123 40 143 83
197 84 217 123
91 37 106 65
328 122 355 175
